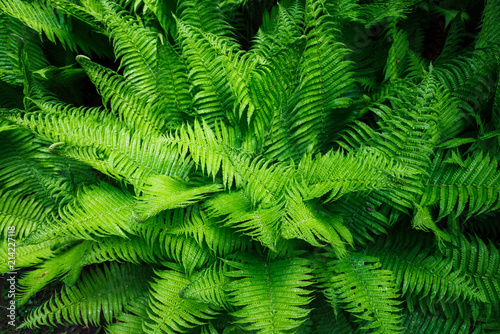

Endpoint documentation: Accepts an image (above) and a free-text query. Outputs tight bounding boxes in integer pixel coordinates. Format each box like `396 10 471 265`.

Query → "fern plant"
1 0 500 333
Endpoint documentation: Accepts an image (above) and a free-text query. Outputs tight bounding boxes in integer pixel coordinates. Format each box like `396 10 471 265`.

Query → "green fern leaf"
133 174 223 222
20 262 152 328
225 252 313 334
327 252 403 334
145 268 218 333
179 261 231 310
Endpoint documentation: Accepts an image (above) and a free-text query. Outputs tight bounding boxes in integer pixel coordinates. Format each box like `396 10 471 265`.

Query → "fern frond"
384 25 410 82
132 214 214 274
20 262 152 328
419 150 500 222
326 252 403 334
366 230 485 315
16 241 92 304
178 0 234 40
176 19 235 125
179 261 231 310
205 191 280 250
225 252 313 334
76 55 165 134
100 0 158 93
0 127 76 207
145 268 218 333
164 119 251 188
296 148 415 202
156 36 193 121
4 107 193 187
168 203 252 257
289 0 356 154
400 309 477 334
105 296 149 334
446 234 500 318
0 190 49 239
283 195 352 257
22 182 135 244
0 0 103 55
0 238 65 273
133 174 223 222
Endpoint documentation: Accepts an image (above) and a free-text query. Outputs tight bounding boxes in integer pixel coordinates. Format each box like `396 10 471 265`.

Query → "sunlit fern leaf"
19 262 152 328
283 195 352 258
179 261 231 310
145 268 218 333
0 190 49 239
326 252 403 334
384 25 410 82
105 296 149 334
16 241 93 305
446 234 500 319
225 252 314 334
75 235 160 267
164 119 251 188
22 182 135 245
419 150 500 222
4 107 193 187
296 148 415 202
133 174 223 222
411 205 451 244
237 155 294 207
365 230 485 315
45 0 106 34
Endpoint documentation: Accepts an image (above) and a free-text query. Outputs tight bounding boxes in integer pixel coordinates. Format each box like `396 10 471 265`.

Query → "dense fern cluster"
1 0 500 333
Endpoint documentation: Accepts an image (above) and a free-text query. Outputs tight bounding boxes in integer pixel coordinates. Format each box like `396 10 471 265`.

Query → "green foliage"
1 0 500 333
